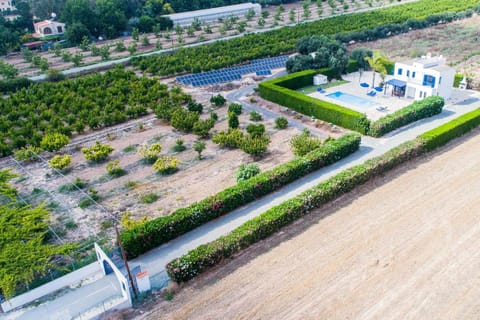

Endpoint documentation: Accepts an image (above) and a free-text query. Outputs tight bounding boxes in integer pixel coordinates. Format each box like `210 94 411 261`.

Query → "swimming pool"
326 91 376 109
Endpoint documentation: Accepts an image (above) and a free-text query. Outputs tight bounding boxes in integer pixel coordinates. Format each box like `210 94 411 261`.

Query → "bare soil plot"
350 15 480 88
137 128 480 320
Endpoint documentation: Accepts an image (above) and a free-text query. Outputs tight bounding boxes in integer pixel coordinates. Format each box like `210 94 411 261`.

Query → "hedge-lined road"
12 92 479 320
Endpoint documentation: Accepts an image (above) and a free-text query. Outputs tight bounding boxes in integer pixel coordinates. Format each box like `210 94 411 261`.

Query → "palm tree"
364 50 388 88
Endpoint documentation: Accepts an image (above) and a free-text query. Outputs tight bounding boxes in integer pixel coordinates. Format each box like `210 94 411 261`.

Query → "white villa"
164 3 261 27
0 0 15 12
33 20 66 38
385 54 455 100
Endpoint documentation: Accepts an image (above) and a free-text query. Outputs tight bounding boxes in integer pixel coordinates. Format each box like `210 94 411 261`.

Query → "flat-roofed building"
164 3 261 27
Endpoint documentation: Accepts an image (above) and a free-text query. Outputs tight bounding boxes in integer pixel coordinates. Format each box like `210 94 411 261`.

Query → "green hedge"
166 108 480 283
259 71 370 134
420 108 480 150
368 96 445 137
346 59 359 74
121 133 361 258
166 139 425 282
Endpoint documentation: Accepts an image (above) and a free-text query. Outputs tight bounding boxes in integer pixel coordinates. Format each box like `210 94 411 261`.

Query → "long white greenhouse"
164 3 262 27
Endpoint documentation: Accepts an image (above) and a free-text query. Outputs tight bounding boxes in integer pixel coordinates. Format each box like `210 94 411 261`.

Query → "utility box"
313 74 328 86
135 270 152 293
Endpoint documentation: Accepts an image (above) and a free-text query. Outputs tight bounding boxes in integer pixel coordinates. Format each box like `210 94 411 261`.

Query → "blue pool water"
326 91 376 109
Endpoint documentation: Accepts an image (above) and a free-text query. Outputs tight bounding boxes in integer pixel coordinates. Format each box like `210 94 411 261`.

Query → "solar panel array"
177 55 289 87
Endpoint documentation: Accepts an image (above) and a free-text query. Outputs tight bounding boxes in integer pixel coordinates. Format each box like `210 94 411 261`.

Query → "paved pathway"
4 90 479 319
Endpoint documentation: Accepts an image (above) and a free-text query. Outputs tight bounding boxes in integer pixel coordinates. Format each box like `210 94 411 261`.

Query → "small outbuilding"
313 74 328 86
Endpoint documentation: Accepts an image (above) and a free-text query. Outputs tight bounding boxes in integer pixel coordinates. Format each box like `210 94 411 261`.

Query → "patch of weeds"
123 145 136 153
46 201 60 210
31 187 44 195
141 192 159 204
79 189 100 209
124 180 138 189
164 291 174 301
59 178 88 193
100 220 114 231
148 134 164 144
65 220 78 230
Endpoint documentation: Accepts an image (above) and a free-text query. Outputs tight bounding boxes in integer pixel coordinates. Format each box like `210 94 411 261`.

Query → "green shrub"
236 163 260 182
14 146 42 163
228 103 242 115
172 139 186 152
212 129 244 148
228 112 239 129
187 101 203 113
153 156 179 174
249 111 263 121
420 107 480 150
137 143 162 164
275 117 288 129
193 119 215 138
49 155 72 171
210 94 226 107
246 124 265 137
121 133 361 258
171 108 199 132
259 70 370 134
240 134 270 157
210 112 218 121
106 160 127 177
369 96 445 137
453 73 464 88
40 133 70 152
193 140 207 160
82 142 114 162
141 192 159 204
290 129 322 156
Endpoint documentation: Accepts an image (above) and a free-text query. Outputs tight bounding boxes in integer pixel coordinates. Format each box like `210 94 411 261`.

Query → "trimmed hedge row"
421 107 480 151
368 96 445 137
259 71 370 134
166 108 480 283
121 133 361 258
166 139 425 282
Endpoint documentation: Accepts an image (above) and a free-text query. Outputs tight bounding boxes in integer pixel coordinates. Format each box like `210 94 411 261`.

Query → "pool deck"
307 71 472 121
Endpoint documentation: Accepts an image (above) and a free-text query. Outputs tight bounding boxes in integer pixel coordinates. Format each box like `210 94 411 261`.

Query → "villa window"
412 72 416 78
439 76 442 84
423 75 436 88
406 70 410 77
398 68 403 75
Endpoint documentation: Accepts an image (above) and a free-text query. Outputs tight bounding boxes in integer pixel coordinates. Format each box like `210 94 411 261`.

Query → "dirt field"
350 15 480 88
137 128 480 320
